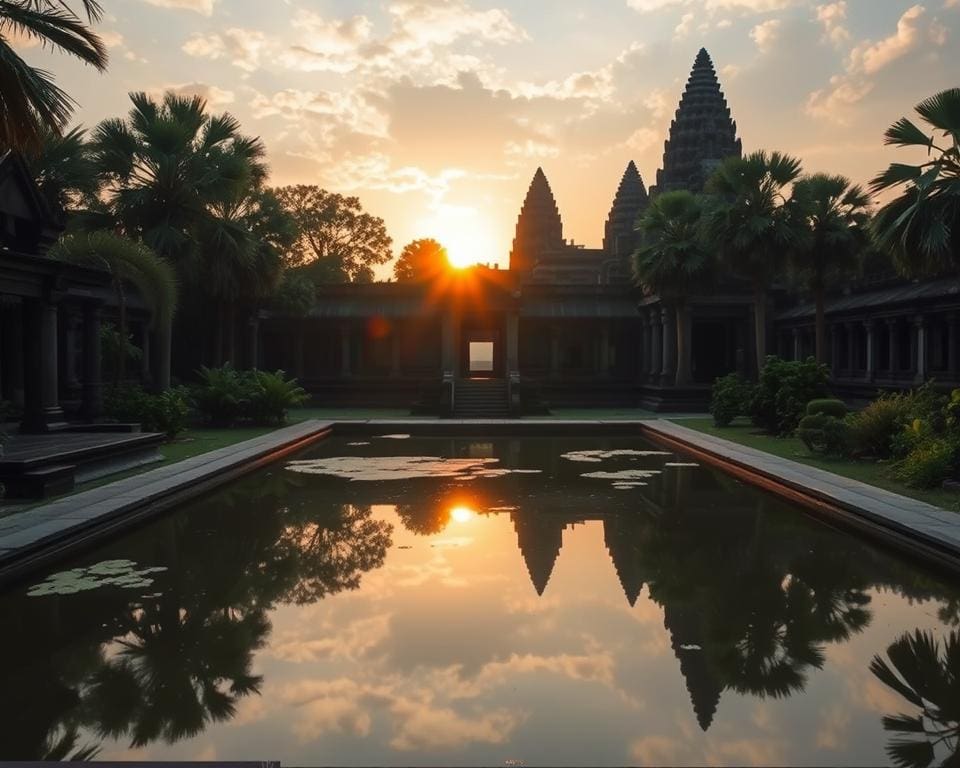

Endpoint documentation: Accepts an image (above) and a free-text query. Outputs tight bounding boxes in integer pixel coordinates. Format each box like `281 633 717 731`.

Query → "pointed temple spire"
662 602 724 731
509 167 565 273
513 511 564 596
653 48 742 195
603 517 646 607
603 160 649 259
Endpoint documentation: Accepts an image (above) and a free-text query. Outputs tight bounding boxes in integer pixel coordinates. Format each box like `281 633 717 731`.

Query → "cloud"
182 28 269 72
750 19 782 52
142 0 215 15
815 2 850 46
627 0 795 13
674 12 696 39
156 82 235 108
847 4 925 75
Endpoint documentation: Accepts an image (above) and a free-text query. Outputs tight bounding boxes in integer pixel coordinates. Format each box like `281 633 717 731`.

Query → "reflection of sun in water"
450 506 475 523
414 206 501 269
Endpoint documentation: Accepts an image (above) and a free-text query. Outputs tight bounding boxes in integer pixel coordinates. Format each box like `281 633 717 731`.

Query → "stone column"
887 319 900 377
844 322 857 375
140 324 152 386
649 309 662 385
21 297 67 433
948 312 958 382
914 315 927 384
661 307 677 386
548 324 561 380
247 315 260 371
599 323 611 378
864 320 875 382
830 324 841 379
792 328 801 362
81 303 103 421
339 323 352 378
506 311 519 373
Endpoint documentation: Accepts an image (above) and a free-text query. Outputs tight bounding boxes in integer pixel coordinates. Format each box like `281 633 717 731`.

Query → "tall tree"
393 238 449 282
633 190 710 385
0 0 107 153
789 174 872 364
871 88 960 279
274 185 392 283
704 150 804 374
28 126 99 211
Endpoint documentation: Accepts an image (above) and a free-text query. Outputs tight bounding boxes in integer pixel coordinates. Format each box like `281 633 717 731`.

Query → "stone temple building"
256 46 958 415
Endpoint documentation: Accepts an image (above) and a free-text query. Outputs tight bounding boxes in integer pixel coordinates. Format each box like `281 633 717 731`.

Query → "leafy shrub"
798 413 850 456
710 373 751 427
946 389 960 432
892 438 959 489
906 380 949 434
105 384 190 438
192 363 253 427
750 356 829 436
806 399 847 420
846 394 911 459
248 369 309 426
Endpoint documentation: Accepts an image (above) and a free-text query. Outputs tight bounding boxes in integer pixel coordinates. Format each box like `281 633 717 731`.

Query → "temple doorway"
469 341 494 375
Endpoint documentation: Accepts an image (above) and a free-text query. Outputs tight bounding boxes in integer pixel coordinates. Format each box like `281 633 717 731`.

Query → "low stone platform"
640 419 960 573
0 431 165 499
0 420 332 585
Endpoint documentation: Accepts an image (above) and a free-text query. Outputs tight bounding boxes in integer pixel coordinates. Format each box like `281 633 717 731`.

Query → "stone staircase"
453 378 510 418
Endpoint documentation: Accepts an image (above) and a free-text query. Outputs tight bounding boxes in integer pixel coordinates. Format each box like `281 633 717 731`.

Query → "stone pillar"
864 320 875 382
339 323 351 378
661 307 677 386
247 315 260 371
549 324 561 380
948 313 958 382
792 328 801 362
599 323 611 378
140 324 152 386
887 319 899 376
914 315 927 384
21 297 67 433
506 311 519 373
81 303 103 421
844 322 857 375
649 309 662 385
830 324 841 379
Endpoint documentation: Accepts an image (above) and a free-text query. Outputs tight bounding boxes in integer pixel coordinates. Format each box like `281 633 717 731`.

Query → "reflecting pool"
1 435 959 765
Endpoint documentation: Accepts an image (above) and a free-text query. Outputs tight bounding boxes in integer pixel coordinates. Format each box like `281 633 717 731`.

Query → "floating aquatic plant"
561 449 671 463
28 559 168 597
287 455 541 482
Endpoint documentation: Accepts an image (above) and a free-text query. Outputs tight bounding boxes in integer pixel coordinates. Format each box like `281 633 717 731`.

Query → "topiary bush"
248 369 309 426
806 398 848 420
892 438 959 489
750 356 829 436
710 373 751 427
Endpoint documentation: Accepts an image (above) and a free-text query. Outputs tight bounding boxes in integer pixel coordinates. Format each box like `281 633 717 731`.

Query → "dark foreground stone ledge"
639 419 960 574
0 420 333 587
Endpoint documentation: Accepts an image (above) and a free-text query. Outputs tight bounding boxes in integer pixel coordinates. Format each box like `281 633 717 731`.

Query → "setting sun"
414 206 501 270
450 506 475 523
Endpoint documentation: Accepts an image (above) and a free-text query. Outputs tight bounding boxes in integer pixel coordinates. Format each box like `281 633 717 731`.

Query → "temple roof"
663 602 724 731
603 161 649 258
776 276 960 321
513 512 564 596
654 48 742 194
510 167 565 273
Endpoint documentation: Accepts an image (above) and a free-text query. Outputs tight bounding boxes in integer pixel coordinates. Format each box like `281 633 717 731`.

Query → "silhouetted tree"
393 238 449 282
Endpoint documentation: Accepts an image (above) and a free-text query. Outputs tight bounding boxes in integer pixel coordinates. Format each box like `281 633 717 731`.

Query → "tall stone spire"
603 516 646 607
513 511 563 596
603 160 649 258
509 167 565 273
663 602 723 731
654 48 742 195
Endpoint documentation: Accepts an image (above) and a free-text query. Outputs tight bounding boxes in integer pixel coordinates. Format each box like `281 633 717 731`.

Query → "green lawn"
676 417 960 513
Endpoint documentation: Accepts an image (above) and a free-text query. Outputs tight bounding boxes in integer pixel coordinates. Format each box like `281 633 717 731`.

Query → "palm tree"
29 126 100 212
789 174 873 363
871 629 960 768
704 151 804 374
0 0 108 153
50 232 178 388
633 190 710 385
871 89 960 280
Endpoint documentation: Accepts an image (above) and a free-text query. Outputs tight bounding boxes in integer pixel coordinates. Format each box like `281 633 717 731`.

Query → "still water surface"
1 435 958 765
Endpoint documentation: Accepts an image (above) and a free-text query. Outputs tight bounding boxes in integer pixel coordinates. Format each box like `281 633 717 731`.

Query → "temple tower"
513 511 564 596
603 161 649 259
654 48 742 195
509 167 565 273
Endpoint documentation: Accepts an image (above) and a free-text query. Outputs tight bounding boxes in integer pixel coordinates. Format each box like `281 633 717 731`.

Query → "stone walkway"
640 419 960 568
0 420 332 583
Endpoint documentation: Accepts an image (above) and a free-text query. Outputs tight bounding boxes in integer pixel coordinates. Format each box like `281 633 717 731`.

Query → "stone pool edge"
639 419 960 574
0 419 333 587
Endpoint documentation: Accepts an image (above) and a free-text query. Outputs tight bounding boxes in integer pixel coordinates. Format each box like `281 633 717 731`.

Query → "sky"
17 0 960 273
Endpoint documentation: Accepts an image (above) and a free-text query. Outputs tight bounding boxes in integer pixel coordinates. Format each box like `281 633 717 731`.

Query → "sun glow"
450 506 475 523
414 205 501 270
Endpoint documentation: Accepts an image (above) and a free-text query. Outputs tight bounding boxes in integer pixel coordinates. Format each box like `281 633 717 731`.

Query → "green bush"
192 363 253 427
710 373 751 427
104 384 190 438
946 389 960 432
806 398 848 419
798 413 850 456
750 356 829 436
846 394 911 459
248 369 309 426
892 438 959 489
